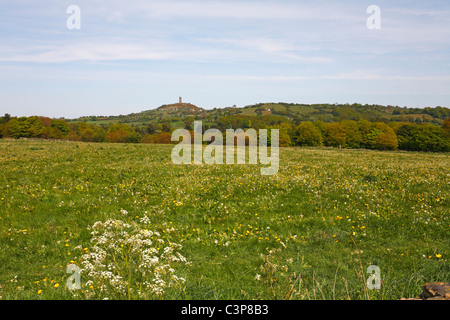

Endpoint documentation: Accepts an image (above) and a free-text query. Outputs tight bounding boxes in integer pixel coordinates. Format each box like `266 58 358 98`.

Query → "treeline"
277 119 450 152
1 114 449 152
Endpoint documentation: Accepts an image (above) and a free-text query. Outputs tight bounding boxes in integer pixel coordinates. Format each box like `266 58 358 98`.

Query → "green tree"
27 116 44 138
294 121 322 146
366 122 398 150
75 122 106 142
161 122 172 133
125 131 142 143
271 124 292 147
184 118 194 130
43 127 64 139
397 124 449 152
340 120 362 149
2 113 11 123
324 122 346 148
51 119 70 136
0 114 10 137
396 124 416 150
357 119 372 148
313 120 327 135
272 122 294 147
146 123 158 134
8 117 30 138
373 132 398 150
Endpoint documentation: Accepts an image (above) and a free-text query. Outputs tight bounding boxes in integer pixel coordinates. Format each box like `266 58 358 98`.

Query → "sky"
0 0 449 118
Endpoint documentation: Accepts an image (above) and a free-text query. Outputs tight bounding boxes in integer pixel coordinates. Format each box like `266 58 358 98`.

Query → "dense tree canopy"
294 121 322 147
397 123 450 152
1 113 449 152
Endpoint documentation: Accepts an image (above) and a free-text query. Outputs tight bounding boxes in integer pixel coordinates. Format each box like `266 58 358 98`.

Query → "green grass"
0 140 448 300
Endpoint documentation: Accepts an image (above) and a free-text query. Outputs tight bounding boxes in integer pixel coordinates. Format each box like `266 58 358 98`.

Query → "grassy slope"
0 140 448 299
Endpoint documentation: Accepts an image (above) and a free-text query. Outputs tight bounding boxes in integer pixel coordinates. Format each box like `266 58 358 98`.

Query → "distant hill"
68 101 449 129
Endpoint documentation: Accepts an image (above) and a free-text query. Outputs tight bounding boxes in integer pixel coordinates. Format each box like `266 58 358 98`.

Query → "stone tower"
179 97 182 103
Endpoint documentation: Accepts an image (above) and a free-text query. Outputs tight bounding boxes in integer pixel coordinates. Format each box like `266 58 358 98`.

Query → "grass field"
0 139 448 300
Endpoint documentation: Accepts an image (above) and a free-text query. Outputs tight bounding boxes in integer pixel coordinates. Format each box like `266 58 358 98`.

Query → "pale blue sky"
0 0 449 118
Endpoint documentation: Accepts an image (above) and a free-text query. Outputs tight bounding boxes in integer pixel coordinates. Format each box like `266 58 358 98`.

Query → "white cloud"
0 40 222 63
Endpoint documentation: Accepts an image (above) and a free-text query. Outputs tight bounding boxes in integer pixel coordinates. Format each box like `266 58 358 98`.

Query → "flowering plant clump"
74 215 188 299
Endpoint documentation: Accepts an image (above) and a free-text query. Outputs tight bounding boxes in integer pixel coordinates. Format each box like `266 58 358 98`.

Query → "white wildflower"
75 215 189 299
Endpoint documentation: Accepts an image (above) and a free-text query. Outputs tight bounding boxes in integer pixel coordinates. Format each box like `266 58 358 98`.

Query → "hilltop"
156 101 204 113
73 98 207 126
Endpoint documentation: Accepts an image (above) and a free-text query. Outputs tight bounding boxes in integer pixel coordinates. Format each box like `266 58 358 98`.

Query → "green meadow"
0 139 448 300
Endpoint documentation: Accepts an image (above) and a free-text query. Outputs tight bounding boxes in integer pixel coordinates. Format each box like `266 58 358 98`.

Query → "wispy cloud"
0 43 155 63
0 40 224 63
